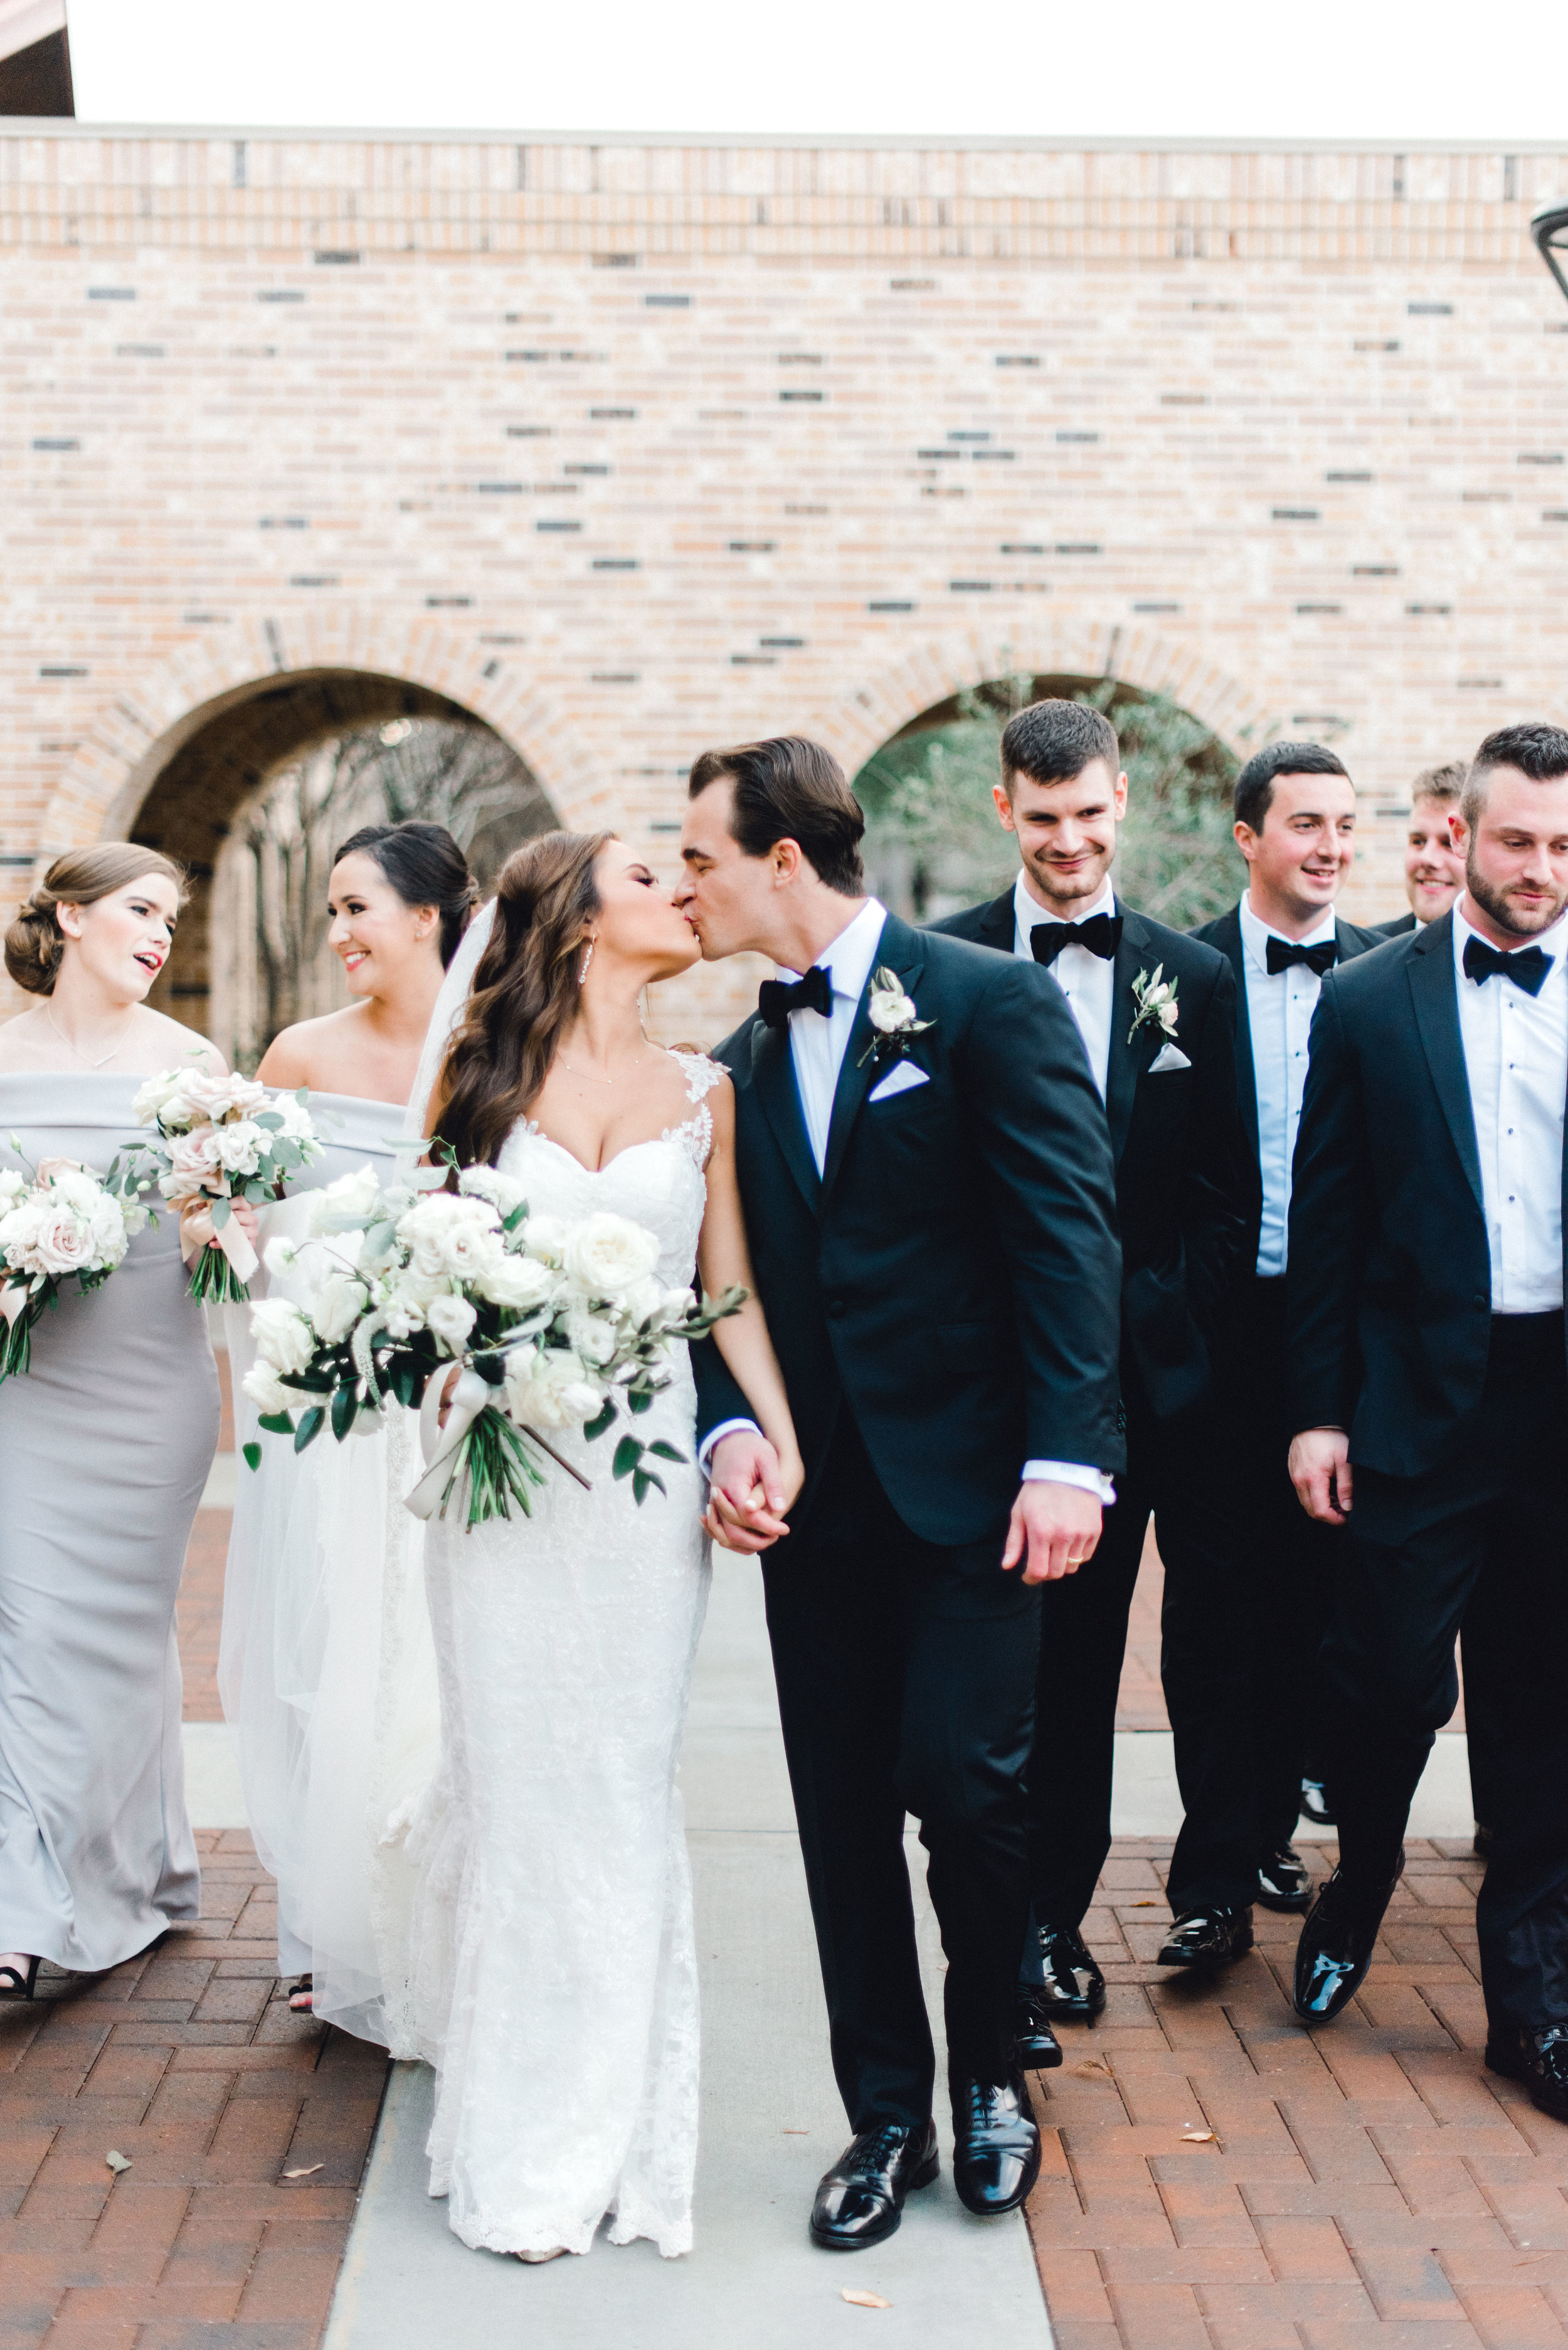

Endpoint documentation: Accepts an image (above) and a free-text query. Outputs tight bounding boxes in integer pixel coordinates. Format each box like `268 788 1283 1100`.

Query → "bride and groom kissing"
414 730 1122 2263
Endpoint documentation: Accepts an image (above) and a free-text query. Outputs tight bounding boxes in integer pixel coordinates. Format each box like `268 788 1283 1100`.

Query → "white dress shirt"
701 893 1113 1500
1011 870 1115 1102
1238 895 1339 1278
1452 901 1567 1313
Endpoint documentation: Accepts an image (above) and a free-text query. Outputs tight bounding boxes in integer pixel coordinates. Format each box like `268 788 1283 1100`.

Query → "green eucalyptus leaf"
583 1398 617 1442
612 1435 642 1481
647 1440 686 1464
294 1406 326 1454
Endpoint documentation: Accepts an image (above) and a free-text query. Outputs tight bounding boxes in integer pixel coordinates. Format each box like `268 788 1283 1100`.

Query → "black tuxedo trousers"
1025 1370 1260 1932
760 1412 1041 2130
1321 1311 1568 2029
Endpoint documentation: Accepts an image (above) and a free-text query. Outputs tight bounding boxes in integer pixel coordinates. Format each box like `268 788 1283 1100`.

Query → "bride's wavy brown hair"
433 830 612 1169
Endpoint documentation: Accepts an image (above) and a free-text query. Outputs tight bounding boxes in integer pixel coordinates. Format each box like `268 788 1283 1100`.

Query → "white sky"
65 0 1568 146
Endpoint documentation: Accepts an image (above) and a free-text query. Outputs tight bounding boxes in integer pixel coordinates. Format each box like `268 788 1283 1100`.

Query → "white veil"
405 898 497 1144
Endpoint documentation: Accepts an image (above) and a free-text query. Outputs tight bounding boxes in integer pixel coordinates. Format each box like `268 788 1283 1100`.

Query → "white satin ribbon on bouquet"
179 1190 260 1284
405 1363 490 1522
0 1281 28 1331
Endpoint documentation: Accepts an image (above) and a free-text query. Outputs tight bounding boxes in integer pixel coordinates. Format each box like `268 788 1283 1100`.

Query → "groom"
675 736 1124 2250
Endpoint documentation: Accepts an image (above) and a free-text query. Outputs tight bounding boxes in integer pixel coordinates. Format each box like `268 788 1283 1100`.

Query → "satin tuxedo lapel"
822 914 928 1198
1207 905 1259 1166
1106 909 1158 1167
1407 912 1484 1216
750 1016 822 1214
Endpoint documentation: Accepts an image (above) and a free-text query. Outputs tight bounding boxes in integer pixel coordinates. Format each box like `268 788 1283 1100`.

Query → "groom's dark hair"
689 736 866 895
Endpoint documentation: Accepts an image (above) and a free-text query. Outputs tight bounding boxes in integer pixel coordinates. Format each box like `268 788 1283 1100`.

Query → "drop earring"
578 938 595 986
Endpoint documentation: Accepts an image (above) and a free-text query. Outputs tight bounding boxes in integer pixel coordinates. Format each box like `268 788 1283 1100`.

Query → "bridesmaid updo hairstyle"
332 821 480 968
5 844 186 998
433 829 611 1170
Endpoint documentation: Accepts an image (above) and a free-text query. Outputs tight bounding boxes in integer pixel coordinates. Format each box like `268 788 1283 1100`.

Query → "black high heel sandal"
0 1956 40 2001
287 1974 314 2014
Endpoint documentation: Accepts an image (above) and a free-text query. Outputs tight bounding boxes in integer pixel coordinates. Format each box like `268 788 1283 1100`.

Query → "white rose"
425 1292 478 1354
868 987 917 1034
310 1271 369 1346
0 1169 26 1212
521 1213 568 1265
131 1068 184 1125
562 1212 660 1301
473 1251 557 1312
308 1163 381 1231
267 1090 315 1140
263 1235 299 1278
458 1165 527 1220
211 1119 267 1176
30 1203 95 1277
250 1296 315 1375
184 1070 268 1124
167 1127 225 1184
85 1193 129 1267
241 1363 295 1415
564 1299 619 1367
620 1275 665 1329
504 1346 603 1428
395 1194 502 1282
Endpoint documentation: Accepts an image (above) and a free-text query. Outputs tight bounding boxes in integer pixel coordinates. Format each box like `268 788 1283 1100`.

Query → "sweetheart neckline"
516 1129 700 1180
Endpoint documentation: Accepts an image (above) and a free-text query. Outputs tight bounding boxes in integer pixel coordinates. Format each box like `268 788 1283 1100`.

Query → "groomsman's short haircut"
1233 740 1350 834
1000 698 1119 795
1463 723 1568 824
688 735 866 895
1410 760 1466 811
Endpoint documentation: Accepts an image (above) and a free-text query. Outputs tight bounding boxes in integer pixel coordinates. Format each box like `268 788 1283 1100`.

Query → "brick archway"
810 618 1279 784
36 613 598 861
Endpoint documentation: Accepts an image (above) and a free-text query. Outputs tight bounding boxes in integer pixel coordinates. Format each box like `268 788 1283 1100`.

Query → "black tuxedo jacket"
1189 901 1387 1264
1370 910 1417 940
1286 910 1568 1475
693 911 1125 1548
928 891 1250 1420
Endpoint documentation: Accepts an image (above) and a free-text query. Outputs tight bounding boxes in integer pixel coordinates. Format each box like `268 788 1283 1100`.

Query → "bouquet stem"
187 1245 252 1306
440 1406 550 1529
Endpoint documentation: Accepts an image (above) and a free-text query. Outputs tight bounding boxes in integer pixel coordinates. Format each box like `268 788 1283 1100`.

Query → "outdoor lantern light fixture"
1534 203 1568 309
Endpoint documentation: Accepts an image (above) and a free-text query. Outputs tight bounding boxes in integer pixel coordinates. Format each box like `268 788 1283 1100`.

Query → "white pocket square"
1148 1041 1192 1074
868 1061 931 1103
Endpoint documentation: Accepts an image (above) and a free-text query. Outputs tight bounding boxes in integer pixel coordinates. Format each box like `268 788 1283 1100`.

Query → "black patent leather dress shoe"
1025 1920 1107 2021
1256 1844 1314 1911
810 2119 939 2250
1300 1776 1336 1828
1157 1906 1254 1969
1486 2022 1568 2123
1473 1821 1495 1859
1292 1865 1400 2023
1014 1983 1064 2069
951 2074 1041 2216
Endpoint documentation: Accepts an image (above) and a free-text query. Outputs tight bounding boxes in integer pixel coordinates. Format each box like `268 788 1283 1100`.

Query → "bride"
406 829 801 2263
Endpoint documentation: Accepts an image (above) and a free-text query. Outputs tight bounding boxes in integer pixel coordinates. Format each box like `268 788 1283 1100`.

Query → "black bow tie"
1029 912 1123 969
758 965 834 1028
1266 935 1338 978
1463 935 1552 997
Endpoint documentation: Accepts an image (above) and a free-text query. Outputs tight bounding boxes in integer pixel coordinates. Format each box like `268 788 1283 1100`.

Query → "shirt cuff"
697 1418 762 1480
1022 1459 1118 1505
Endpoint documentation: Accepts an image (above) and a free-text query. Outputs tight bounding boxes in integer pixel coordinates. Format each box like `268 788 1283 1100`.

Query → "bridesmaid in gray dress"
0 845 255 1997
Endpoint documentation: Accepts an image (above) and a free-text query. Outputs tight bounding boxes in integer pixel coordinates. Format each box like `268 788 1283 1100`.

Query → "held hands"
1002 1480 1103 1584
1289 1427 1353 1524
703 1430 802 1554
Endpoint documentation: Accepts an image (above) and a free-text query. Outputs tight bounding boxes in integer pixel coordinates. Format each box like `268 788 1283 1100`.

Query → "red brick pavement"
0 1833 387 2350
1023 1839 1567 2350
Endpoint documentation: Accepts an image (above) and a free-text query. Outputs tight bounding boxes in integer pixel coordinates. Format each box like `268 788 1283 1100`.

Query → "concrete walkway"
318 1563 1052 2349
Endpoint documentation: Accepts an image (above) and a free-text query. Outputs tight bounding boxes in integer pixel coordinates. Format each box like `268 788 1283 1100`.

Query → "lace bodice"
498 1050 723 1289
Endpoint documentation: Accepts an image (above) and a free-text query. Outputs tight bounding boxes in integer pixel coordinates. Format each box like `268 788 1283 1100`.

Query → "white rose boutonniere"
857 967 935 1068
1127 965 1180 1048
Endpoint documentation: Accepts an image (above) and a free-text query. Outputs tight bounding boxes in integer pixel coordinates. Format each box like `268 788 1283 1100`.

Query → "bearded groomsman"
933 699 1257 2016
1191 745 1384 1872
1286 724 1568 2121
1370 761 1466 939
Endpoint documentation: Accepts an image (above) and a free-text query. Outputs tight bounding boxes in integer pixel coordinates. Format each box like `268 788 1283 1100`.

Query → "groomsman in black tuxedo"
1370 762 1466 940
1286 724 1568 2122
1191 745 1384 1869
935 700 1257 2012
674 738 1124 2248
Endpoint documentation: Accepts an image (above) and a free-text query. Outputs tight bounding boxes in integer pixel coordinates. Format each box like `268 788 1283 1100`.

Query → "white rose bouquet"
132 1063 326 1305
245 1154 746 1529
0 1142 151 1381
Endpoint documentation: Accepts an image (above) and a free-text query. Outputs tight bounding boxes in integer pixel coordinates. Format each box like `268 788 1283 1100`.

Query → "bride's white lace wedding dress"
403 1053 721 2261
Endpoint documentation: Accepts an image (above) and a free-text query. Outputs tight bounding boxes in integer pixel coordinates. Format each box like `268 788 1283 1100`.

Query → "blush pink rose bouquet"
0 1143 151 1381
132 1063 325 1305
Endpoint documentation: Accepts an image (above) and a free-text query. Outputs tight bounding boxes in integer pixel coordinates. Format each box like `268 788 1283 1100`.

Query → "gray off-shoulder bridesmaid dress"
0 1073 219 1970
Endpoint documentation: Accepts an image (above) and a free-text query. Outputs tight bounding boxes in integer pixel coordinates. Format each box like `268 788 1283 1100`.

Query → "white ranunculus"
425 1292 478 1354
562 1211 660 1301
310 1272 369 1346
211 1119 267 1175
308 1162 381 1231
473 1250 557 1312
250 1296 315 1375
868 986 917 1034
458 1165 527 1220
242 1363 295 1415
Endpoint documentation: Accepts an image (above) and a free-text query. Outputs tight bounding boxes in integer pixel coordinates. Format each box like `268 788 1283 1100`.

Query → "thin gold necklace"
557 1045 647 1087
44 1006 135 1070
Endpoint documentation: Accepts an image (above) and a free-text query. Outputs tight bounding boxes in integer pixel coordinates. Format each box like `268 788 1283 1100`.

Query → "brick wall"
4 127 1567 1038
